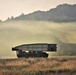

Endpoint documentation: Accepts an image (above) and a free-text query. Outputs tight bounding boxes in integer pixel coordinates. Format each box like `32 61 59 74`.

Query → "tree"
7 17 10 20
0 20 2 22
11 16 14 20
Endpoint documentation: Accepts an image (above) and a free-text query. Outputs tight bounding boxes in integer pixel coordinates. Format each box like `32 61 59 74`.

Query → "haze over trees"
4 4 76 22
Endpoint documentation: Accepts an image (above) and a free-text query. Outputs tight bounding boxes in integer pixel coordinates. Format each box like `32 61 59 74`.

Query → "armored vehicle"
12 43 57 58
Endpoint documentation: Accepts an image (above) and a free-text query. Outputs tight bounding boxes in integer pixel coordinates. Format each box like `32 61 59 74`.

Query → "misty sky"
0 0 76 21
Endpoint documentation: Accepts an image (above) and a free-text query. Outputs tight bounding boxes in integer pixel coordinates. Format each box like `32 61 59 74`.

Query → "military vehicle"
12 43 57 58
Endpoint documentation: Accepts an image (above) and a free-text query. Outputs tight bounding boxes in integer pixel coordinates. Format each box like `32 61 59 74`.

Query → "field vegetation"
0 57 76 75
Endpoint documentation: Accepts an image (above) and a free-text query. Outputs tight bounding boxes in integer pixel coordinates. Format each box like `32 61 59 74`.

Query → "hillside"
0 4 76 58
0 21 76 58
5 4 76 22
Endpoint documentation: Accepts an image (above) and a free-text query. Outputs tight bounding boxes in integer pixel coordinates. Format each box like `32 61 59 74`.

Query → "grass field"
0 57 76 75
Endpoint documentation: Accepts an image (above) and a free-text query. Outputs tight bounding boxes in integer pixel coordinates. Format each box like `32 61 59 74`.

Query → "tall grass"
0 57 76 75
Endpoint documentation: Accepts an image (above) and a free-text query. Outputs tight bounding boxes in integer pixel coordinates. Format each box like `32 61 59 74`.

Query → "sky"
0 0 76 21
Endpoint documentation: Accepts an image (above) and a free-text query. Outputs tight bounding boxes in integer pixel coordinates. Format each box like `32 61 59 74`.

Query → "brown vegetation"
0 57 76 75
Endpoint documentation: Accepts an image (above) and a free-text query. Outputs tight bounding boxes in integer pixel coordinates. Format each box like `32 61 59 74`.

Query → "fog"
0 21 76 58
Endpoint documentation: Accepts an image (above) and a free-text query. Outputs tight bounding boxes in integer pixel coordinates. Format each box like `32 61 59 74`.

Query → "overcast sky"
0 0 76 21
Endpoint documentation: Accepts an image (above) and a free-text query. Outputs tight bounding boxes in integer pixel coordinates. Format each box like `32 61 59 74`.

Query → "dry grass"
0 57 76 75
